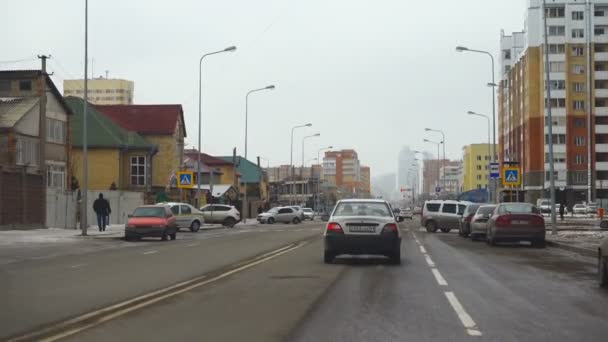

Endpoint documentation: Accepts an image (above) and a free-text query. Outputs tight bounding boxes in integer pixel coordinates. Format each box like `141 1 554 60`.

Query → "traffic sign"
490 162 500 179
177 171 194 189
435 186 441 193
502 167 521 187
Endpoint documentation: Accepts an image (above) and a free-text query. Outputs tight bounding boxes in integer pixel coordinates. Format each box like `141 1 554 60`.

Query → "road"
2 220 608 341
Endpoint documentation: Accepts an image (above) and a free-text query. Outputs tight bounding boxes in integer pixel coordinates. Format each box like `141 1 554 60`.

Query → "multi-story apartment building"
422 159 460 194
322 149 361 191
499 0 608 205
360 165 371 194
462 144 497 192
63 77 134 105
440 163 463 194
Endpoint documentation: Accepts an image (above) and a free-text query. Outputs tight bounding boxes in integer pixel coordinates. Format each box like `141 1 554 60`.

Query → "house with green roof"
65 97 158 191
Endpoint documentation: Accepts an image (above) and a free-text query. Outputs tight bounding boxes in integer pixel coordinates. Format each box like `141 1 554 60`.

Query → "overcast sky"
1 0 526 176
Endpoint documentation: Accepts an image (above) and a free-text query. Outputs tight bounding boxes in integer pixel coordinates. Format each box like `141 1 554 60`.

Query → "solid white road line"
444 291 482 336
186 243 200 247
69 264 85 269
419 246 427 254
431 269 448 286
142 250 157 255
424 254 435 267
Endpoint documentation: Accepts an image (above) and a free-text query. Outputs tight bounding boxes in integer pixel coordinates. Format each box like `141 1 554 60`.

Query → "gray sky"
1 0 526 176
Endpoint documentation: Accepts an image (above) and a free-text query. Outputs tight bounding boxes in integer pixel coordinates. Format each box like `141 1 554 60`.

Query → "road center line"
186 243 200 247
419 246 427 253
142 250 157 255
69 264 85 269
444 291 482 336
431 268 448 286
424 254 435 267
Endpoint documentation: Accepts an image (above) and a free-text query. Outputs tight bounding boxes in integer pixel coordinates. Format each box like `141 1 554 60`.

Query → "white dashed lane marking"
69 264 85 269
419 245 427 253
424 254 436 267
445 291 482 336
431 269 448 286
142 250 158 255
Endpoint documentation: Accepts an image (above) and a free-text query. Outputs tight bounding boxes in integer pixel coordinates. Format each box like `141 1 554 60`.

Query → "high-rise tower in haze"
397 146 419 194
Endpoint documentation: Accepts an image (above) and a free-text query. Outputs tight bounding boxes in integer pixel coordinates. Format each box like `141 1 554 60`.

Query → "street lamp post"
425 128 446 192
301 133 320 206
424 139 443 196
290 123 312 204
467 111 492 202
197 46 236 207
456 45 497 202
243 84 275 222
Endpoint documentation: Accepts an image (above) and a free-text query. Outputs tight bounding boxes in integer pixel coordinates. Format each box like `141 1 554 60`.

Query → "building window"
572 47 584 56
19 80 32 91
105 89 112 93
547 80 566 90
573 171 587 184
545 134 566 144
549 62 565 72
548 26 565 36
575 118 586 128
596 98 608 107
548 44 565 54
573 100 585 110
47 165 65 189
573 65 585 74
476 165 481 170
572 11 584 20
46 118 66 144
485 165 489 170
596 26 607 35
503 50 511 60
16 138 39 166
546 98 566 108
575 155 586 164
476 155 481 161
575 136 586 146
572 29 585 38
596 10 606 17
546 171 559 181
573 82 585 92
476 175 482 180
546 7 565 18
477 184 482 189
130 156 146 186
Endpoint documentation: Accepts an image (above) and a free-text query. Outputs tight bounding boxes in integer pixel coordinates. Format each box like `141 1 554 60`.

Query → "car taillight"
327 222 344 234
495 215 510 227
382 223 399 233
464 215 473 223
533 215 545 226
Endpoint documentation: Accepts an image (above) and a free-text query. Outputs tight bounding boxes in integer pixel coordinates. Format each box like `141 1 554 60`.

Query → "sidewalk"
546 230 607 258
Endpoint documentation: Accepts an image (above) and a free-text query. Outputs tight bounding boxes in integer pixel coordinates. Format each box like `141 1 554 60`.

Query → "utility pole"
543 0 557 235
38 55 50 228
81 0 89 235
586 0 593 203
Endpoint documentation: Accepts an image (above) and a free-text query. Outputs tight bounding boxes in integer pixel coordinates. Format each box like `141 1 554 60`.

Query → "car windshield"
498 204 538 214
132 207 166 218
333 202 392 217
268 208 279 214
303 208 313 212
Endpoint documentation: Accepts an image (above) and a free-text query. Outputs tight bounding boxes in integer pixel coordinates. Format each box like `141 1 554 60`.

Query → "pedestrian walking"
93 193 111 232
257 206 263 215
559 202 565 221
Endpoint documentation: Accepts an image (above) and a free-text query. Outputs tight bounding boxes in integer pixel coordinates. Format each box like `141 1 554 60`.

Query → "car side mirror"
321 214 329 222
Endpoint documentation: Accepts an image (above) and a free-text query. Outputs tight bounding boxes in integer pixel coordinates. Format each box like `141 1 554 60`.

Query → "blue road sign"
490 162 500 179
177 171 194 189
502 167 521 186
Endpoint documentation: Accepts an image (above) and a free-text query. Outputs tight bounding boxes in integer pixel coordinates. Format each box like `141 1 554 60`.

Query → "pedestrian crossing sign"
502 167 521 187
177 171 194 189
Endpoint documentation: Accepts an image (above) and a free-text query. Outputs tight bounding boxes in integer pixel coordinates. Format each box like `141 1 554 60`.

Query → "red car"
125 205 178 241
486 203 545 247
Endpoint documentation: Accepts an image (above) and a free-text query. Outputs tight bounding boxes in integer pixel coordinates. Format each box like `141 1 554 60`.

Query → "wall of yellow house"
462 144 496 192
144 135 180 188
215 165 237 186
71 149 120 190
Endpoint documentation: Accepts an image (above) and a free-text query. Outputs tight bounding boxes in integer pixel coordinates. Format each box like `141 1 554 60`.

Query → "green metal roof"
217 156 262 184
66 96 154 150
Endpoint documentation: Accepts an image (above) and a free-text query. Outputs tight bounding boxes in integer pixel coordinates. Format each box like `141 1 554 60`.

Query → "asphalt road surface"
2 220 608 342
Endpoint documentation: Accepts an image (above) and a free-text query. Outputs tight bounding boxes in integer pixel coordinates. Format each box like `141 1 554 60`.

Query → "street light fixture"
424 139 443 195
467 110 492 202
197 45 237 207
290 123 312 204
302 133 321 168
243 84 275 222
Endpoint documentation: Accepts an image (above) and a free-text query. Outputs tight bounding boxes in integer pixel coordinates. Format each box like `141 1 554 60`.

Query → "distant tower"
397 146 418 194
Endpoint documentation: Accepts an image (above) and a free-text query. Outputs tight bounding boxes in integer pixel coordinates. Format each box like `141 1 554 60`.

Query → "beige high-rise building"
63 77 134 105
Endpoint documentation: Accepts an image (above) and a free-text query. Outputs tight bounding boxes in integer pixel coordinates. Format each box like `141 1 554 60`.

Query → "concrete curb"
546 240 597 258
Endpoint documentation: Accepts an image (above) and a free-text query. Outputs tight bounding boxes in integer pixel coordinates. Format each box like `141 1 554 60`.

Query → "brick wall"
0 169 45 229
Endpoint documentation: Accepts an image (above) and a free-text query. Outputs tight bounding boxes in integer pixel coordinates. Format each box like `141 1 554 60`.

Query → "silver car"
470 205 496 241
323 199 404 264
164 202 205 232
302 208 315 220
199 204 241 228
257 207 301 224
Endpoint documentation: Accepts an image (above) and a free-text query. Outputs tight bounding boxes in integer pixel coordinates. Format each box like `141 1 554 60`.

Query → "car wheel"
470 233 476 241
224 217 236 228
440 228 451 233
293 217 301 224
599 254 608 287
170 232 177 240
324 251 334 264
531 239 545 248
267 217 275 224
486 229 497 246
190 221 201 233
426 221 438 233
124 235 132 242
389 250 401 265
161 232 168 241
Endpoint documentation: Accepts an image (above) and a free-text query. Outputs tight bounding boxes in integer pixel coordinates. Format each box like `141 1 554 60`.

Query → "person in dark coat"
559 203 565 221
93 193 111 232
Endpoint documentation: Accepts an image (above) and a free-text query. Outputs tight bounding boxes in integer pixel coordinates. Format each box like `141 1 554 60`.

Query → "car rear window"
457 205 467 215
333 202 392 217
426 203 440 212
477 206 496 215
133 207 166 217
498 203 538 214
466 205 481 215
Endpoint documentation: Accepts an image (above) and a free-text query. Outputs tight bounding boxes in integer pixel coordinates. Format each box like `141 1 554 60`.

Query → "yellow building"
462 144 496 192
63 77 134 105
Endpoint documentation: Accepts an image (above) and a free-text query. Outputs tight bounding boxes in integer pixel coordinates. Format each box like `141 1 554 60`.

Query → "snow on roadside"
0 226 125 246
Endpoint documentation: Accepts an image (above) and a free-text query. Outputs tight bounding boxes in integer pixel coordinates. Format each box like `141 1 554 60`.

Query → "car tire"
599 253 608 288
324 251 334 264
486 230 497 246
224 217 236 228
389 250 401 265
470 233 477 241
190 221 201 233
531 239 545 248
440 228 451 233
426 221 438 233
267 217 275 224
293 217 301 224
161 232 168 241
124 235 132 242
170 231 177 240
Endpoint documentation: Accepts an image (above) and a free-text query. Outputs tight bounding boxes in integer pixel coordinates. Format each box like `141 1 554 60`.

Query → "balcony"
596 71 608 79
544 162 567 171
547 36 566 45
596 107 608 116
596 125 608 134
549 72 565 80
597 144 608 153
545 180 568 188
597 89 608 98
596 34 608 44
597 180 608 189
545 144 566 153
547 54 565 62
597 52 608 61
544 125 566 134
544 108 566 116
545 90 566 98
597 162 608 170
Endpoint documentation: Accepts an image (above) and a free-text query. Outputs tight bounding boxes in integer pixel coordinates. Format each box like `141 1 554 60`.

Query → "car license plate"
512 220 528 225
349 226 376 233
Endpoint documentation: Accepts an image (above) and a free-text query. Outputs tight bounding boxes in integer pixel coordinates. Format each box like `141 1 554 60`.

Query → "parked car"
586 202 599 214
538 199 551 214
458 203 481 238
323 199 404 264
486 203 545 247
125 205 178 241
302 208 315 220
573 203 587 215
257 206 302 224
599 236 608 287
290 206 305 220
470 205 496 241
421 200 470 233
199 204 240 228
399 208 414 220
162 202 204 232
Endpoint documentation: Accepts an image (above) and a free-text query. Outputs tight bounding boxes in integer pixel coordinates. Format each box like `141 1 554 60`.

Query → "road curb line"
546 240 596 258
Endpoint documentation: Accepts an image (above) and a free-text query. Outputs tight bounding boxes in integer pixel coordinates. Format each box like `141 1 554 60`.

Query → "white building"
440 163 462 194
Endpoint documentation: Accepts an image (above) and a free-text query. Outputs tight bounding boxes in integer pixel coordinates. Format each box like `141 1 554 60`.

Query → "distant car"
302 208 315 220
399 208 414 220
538 200 551 214
323 199 404 264
290 206 305 220
599 236 608 287
413 206 422 215
421 200 470 233
587 203 599 214
162 202 204 232
470 205 496 241
257 207 301 224
573 204 587 215
199 204 240 228
458 203 481 238
125 205 178 241
486 203 545 247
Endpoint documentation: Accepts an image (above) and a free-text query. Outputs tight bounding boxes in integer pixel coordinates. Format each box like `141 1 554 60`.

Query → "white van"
421 200 471 233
